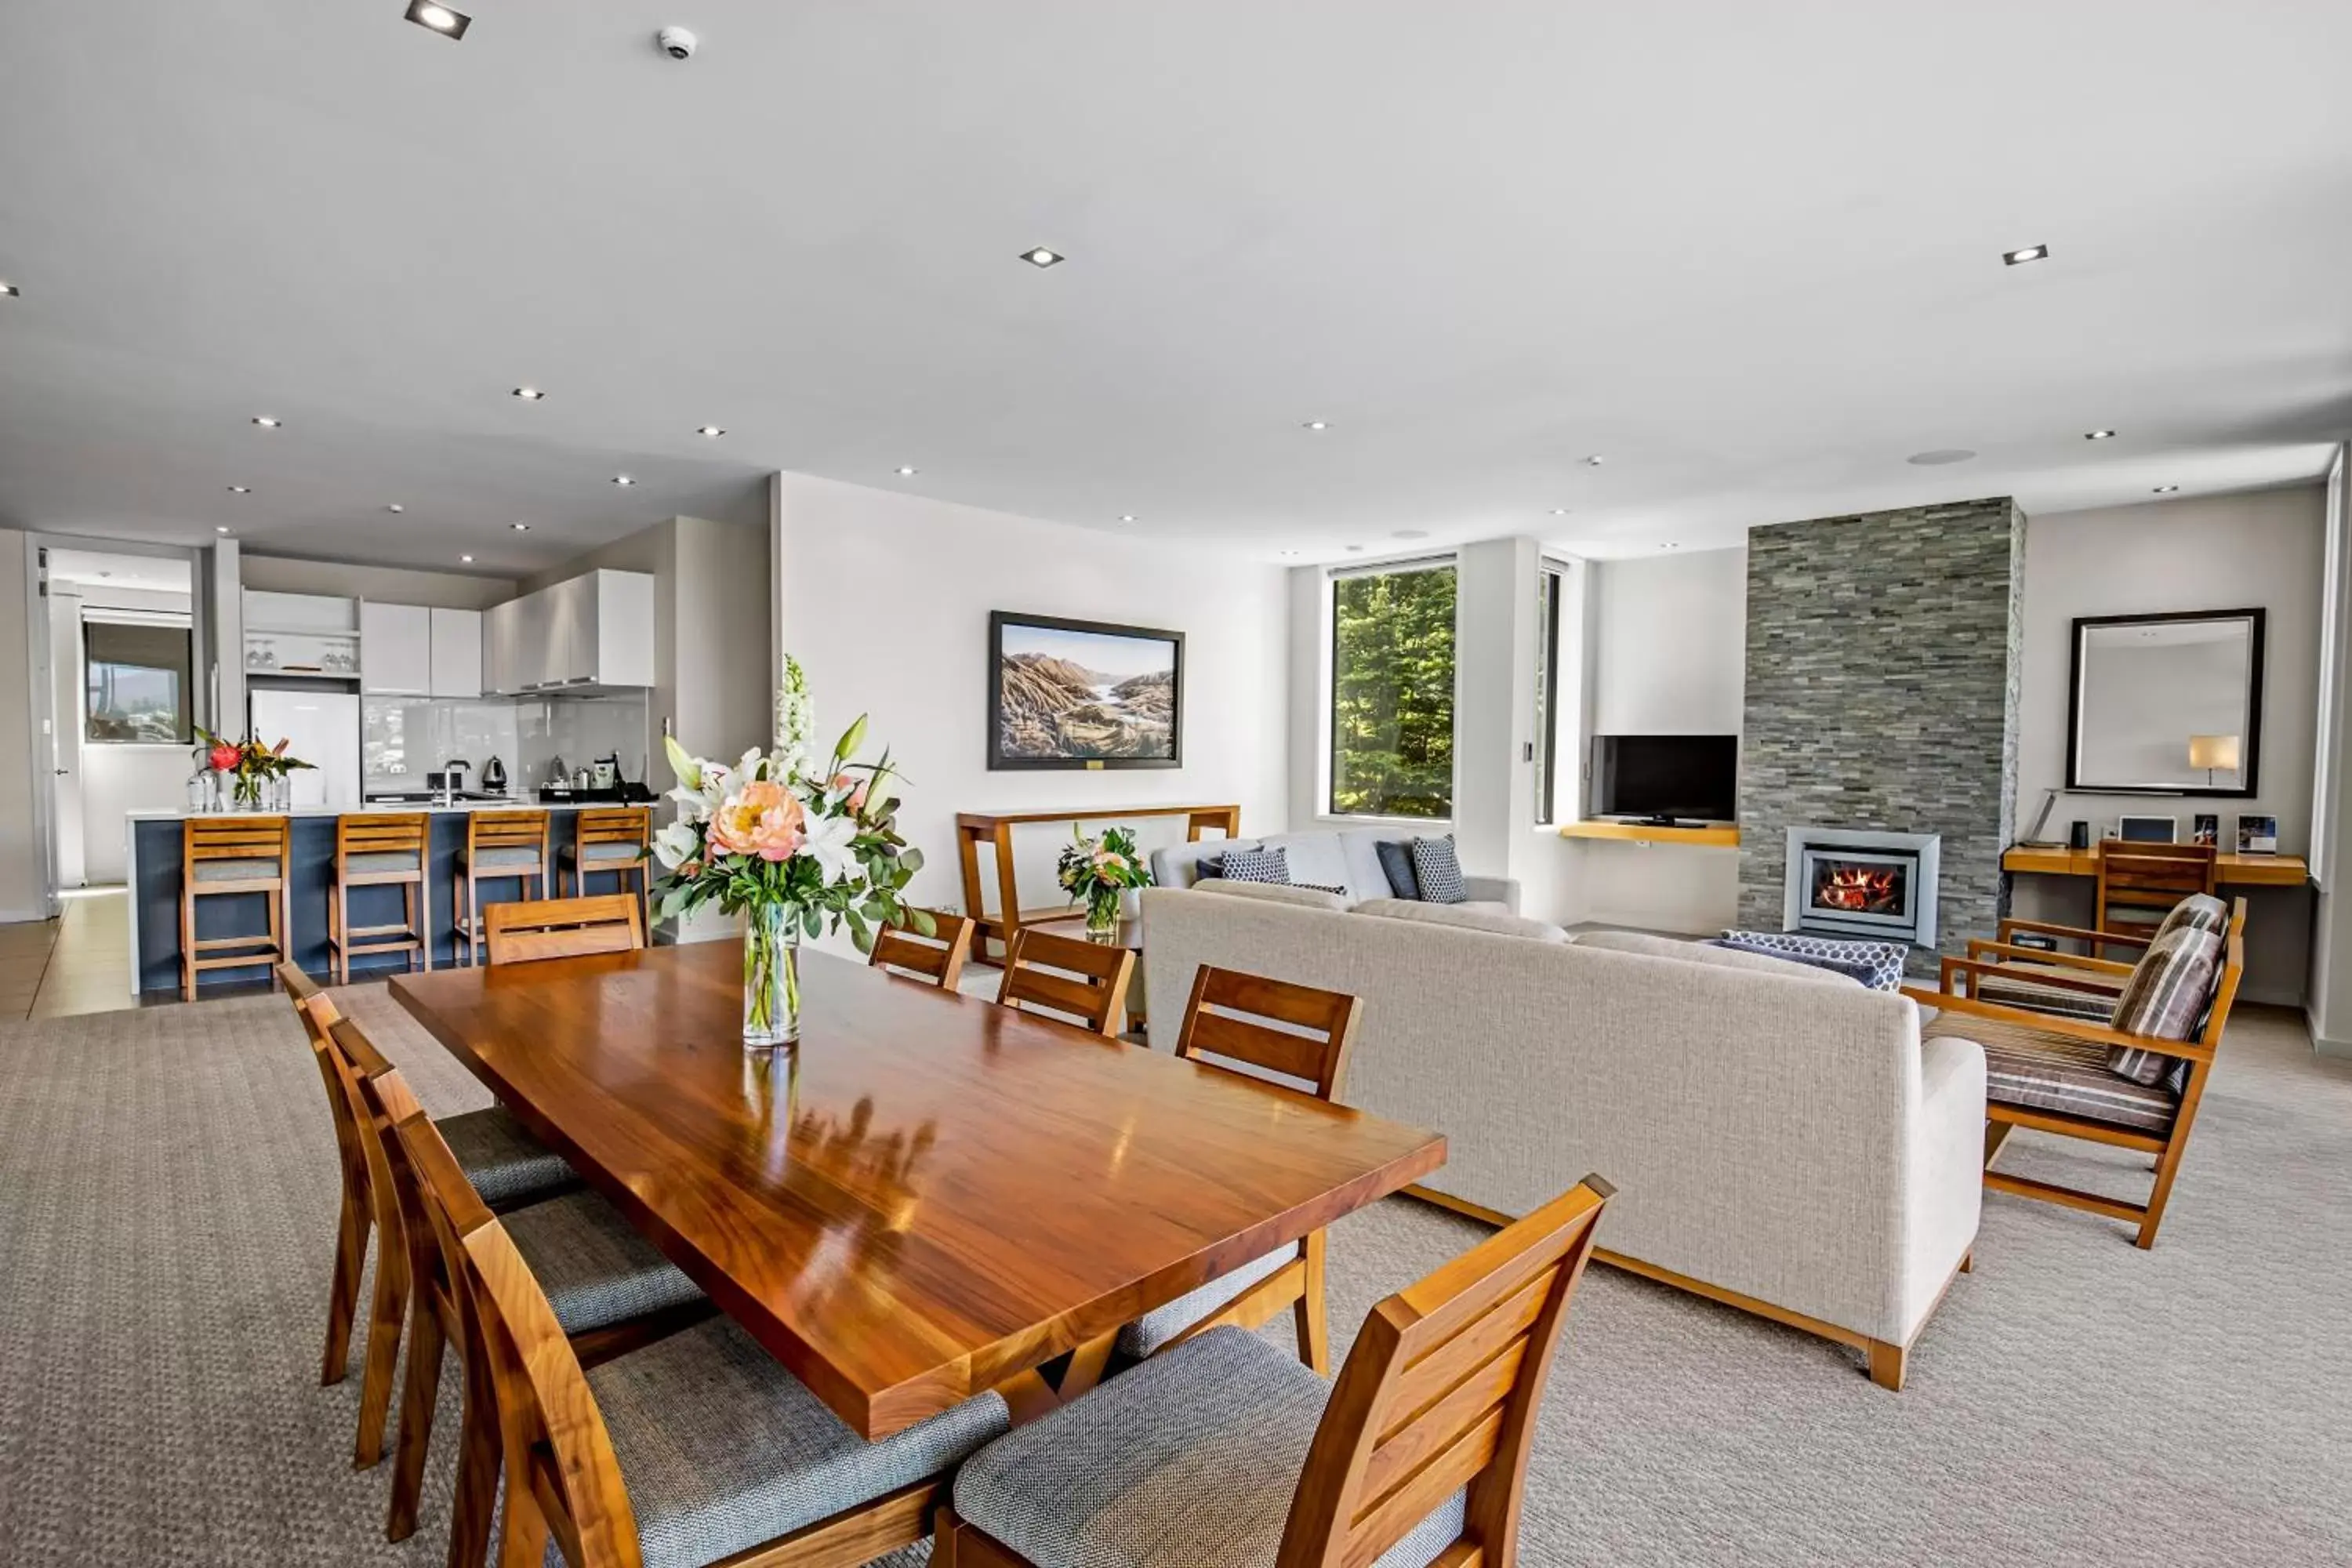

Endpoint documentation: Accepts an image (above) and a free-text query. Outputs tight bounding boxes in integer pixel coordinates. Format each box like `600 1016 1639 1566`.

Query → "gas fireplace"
1781 828 1941 948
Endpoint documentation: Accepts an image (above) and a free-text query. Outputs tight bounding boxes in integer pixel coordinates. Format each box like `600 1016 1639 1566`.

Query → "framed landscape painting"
989 612 1183 770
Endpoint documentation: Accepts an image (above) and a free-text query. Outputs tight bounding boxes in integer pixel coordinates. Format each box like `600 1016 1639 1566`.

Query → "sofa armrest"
1905 1031 1986 1330
1460 875 1522 914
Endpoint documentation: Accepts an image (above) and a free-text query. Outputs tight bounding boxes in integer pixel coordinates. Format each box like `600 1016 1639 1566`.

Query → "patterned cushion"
340 851 422 876
1374 840 1421 900
192 857 281 884
2154 893 2230 940
1926 1013 2179 1134
1719 930 1907 991
1220 846 1292 886
1406 837 1466 906
2109 927 2223 1084
503 1192 706 1334
1115 1243 1301 1359
1973 964 2122 1023
435 1106 577 1207
1709 941 1880 988
955 1326 1465 1568
574 1317 1008 1568
461 844 543 869
566 840 647 863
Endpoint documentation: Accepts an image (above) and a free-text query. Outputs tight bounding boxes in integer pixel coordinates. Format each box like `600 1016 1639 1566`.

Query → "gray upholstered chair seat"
1114 1243 1300 1359
562 1317 1009 1568
434 1106 576 1206
193 857 282 883
460 845 543 869
564 840 647 863
1928 1015 2178 1134
340 850 423 876
956 1327 1462 1568
503 1192 705 1334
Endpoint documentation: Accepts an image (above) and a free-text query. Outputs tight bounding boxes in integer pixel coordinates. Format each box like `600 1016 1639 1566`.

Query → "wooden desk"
2002 844 2310 887
956 803 1240 961
390 943 1439 1439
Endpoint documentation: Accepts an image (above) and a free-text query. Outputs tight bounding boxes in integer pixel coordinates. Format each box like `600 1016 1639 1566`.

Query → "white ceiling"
1 2 2347 571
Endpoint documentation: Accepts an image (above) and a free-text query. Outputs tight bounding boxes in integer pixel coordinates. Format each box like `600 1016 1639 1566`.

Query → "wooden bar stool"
180 815 292 1000
327 812 431 983
559 806 653 924
452 810 550 967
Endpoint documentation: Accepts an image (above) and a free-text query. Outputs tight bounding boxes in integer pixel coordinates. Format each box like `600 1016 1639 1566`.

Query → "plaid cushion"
1926 1013 2180 1135
2153 893 2229 940
2109 927 2223 1084
1408 837 1467 905
1219 846 1290 885
1974 964 2122 1023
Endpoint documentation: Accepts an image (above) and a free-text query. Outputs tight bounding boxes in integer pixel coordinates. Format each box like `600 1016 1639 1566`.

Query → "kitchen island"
123 803 647 996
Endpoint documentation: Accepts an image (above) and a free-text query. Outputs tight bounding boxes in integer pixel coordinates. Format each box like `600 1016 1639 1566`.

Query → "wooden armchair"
1903 898 2246 1249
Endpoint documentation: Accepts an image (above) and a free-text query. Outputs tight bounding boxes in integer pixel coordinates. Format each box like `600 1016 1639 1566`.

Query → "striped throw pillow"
2107 927 2223 1085
2153 893 2228 941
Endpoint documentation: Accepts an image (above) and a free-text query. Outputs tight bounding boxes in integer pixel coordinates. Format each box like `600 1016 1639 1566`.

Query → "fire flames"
1816 864 1903 915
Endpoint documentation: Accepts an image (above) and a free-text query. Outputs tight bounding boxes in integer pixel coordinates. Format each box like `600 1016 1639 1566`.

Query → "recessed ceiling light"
1277 550 1301 559
214 527 230 535
0 281 17 298
1345 545 1364 554
1118 514 1137 523
510 521 532 531
612 475 634 486
1583 456 1605 466
2002 244 2049 266
511 386 545 401
1021 247 1065 268
895 465 917 476
1662 543 1682 550
1393 529 1430 540
459 554 474 564
386 503 404 514
2084 429 2116 441
1907 448 1977 466
2152 485 2180 494
1301 420 1330 431
406 1 471 38
252 416 281 429
1548 508 1570 517
697 426 725 438
227 485 251 494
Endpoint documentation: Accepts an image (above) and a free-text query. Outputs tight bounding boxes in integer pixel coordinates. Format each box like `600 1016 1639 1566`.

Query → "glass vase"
232 771 263 811
1085 885 1122 938
743 904 800 1049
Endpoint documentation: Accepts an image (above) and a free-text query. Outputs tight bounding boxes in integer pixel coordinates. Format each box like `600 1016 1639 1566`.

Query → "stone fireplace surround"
1736 498 2025 972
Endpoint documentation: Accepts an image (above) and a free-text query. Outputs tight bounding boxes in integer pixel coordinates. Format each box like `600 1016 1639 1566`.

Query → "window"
84 616 193 744
1328 561 1457 818
1534 563 1565 823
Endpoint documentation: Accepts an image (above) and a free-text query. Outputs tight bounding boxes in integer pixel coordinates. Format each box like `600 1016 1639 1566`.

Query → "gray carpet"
0 989 2346 1566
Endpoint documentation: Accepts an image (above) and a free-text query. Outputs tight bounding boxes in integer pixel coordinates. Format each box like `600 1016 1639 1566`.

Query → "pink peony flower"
208 744 241 773
710 780 807 862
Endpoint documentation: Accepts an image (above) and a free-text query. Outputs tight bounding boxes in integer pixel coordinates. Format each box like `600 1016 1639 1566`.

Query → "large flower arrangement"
654 658 929 1044
197 727 314 808
1056 825 1152 935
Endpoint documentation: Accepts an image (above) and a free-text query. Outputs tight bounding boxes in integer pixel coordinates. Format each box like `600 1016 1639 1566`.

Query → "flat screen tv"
989 611 1183 770
1588 734 1738 824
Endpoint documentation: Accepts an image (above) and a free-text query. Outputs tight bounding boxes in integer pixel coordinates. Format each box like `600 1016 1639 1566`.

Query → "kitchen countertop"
126 799 555 821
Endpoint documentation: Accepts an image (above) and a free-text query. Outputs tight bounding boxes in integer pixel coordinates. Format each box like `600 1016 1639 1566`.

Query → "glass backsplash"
363 699 524 791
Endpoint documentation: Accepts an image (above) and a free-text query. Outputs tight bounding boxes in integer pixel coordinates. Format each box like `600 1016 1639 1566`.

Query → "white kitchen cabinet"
429 608 482 698
481 570 655 694
360 601 432 695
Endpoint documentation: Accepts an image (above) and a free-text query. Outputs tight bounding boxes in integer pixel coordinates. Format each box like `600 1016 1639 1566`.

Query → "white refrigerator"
249 689 361 808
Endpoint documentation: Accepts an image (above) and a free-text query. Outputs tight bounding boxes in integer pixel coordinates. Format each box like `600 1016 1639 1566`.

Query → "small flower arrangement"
654 657 929 1045
196 727 314 808
1056 825 1152 935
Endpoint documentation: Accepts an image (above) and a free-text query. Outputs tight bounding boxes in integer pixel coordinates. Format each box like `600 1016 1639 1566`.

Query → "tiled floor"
0 889 142 1022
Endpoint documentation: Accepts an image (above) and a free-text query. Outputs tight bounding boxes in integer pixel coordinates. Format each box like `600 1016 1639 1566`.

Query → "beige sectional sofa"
1139 886 1985 1388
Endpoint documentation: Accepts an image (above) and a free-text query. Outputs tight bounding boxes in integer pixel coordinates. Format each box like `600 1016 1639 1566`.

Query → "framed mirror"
2067 608 2265 797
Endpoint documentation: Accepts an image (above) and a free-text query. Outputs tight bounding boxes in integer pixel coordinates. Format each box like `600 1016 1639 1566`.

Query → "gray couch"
1149 826 1520 912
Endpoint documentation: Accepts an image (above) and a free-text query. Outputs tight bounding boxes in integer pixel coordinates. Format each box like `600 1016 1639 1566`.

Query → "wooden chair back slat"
998 927 1134 1037
2096 840 2217 935
1174 968 1362 1101
185 816 290 862
337 812 430 855
868 910 975 992
390 1107 642 1567
470 810 551 855
1277 1177 1612 1568
485 895 645 966
575 808 652 848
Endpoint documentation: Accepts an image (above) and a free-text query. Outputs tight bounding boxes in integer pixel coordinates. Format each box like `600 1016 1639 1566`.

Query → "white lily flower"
652 820 700 869
800 811 860 886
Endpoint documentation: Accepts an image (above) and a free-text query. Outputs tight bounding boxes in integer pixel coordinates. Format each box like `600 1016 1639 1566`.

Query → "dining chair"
2095 839 2217 946
453 808 551 966
328 1018 710 1551
181 815 291 1000
1080 968 1364 1393
560 805 654 920
393 1104 1014 1568
868 909 976 992
996 926 1135 1037
937 1175 1615 1568
484 894 645 965
327 811 431 983
279 961 368 1386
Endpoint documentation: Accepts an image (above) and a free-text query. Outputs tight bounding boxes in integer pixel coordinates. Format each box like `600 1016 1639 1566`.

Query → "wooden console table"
956 804 1241 963
2002 844 2309 887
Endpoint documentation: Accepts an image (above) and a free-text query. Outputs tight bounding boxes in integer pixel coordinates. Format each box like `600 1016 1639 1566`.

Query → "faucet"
440 758 470 807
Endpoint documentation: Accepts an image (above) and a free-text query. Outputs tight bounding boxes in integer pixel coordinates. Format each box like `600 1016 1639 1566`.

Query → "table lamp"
2187 734 2241 787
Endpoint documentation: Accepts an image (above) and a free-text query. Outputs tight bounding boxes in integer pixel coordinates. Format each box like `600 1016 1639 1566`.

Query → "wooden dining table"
389 942 1444 1439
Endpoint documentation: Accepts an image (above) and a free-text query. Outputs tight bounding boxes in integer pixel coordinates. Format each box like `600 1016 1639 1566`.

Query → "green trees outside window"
1329 564 1456 818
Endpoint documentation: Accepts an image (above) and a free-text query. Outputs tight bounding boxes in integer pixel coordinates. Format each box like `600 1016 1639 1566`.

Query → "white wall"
242 554 517 611
2013 487 2326 1005
0 531 45 921
775 474 1289 935
2307 448 2352 1054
